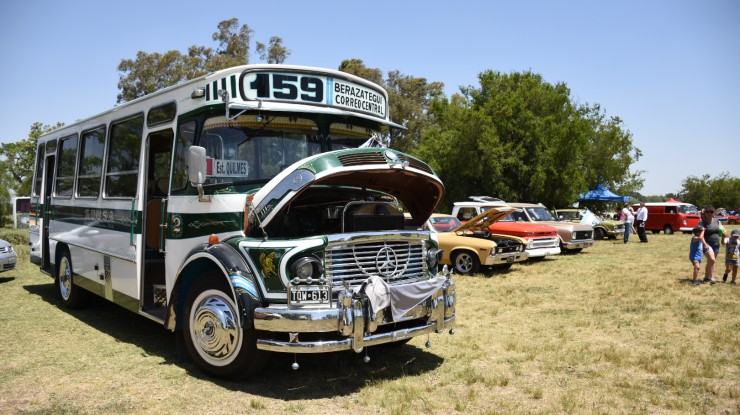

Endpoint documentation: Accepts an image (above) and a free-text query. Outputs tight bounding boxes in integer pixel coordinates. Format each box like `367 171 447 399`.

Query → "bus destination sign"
238 71 387 119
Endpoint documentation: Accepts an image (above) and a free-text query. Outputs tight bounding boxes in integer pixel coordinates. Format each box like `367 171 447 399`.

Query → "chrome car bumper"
253 280 456 353
485 252 528 265
525 246 561 257
562 240 594 250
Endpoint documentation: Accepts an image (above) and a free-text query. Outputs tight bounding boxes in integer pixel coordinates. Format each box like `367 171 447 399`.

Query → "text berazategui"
334 82 386 118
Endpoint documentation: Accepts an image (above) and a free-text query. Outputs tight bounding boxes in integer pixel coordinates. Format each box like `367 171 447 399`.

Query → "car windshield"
524 207 556 222
557 211 581 220
428 216 462 232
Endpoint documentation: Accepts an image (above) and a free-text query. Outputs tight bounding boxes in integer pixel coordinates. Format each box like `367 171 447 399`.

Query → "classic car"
552 208 625 240
421 208 528 274
0 239 17 273
452 198 561 258
505 203 595 252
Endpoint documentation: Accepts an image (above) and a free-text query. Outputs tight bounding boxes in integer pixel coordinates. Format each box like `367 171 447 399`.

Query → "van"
633 202 700 234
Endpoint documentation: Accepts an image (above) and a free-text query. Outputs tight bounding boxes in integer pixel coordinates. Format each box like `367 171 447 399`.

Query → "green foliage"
256 36 291 64
117 18 289 103
679 173 740 209
0 228 29 246
417 70 642 211
338 59 444 154
0 122 63 198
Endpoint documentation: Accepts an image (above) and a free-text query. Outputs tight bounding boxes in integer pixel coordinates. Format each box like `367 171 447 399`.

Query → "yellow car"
422 208 529 274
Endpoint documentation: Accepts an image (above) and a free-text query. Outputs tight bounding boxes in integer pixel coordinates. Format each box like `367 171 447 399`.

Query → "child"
689 226 706 285
722 228 740 284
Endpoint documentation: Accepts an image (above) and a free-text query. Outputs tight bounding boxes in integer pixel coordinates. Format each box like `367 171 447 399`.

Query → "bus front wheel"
183 276 268 380
55 250 89 309
663 225 674 235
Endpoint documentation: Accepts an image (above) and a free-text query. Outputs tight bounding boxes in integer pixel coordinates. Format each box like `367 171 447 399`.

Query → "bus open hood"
249 148 445 230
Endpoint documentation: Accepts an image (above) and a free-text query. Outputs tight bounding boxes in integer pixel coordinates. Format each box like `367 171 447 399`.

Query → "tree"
337 59 444 154
679 173 740 209
0 122 63 197
117 18 287 103
256 36 291 64
416 70 642 211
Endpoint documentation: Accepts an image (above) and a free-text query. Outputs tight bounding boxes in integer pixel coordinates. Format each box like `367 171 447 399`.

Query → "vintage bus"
631 202 701 234
30 64 455 379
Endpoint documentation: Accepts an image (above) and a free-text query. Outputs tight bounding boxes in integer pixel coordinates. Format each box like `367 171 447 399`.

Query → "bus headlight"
426 247 442 271
290 257 323 282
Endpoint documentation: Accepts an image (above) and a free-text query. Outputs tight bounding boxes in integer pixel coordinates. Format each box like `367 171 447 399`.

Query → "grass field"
0 227 738 414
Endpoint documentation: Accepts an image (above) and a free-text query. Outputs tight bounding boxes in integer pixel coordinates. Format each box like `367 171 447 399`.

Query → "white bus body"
30 65 455 379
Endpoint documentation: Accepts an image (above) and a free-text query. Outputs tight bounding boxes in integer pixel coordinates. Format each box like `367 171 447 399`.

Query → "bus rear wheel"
56 249 89 309
183 276 268 380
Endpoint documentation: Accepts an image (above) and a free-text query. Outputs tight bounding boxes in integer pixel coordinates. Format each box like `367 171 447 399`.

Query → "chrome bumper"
525 246 561 257
253 279 456 353
562 240 594 250
484 252 528 265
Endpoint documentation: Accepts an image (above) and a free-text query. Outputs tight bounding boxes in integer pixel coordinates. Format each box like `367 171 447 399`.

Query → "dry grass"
0 227 738 414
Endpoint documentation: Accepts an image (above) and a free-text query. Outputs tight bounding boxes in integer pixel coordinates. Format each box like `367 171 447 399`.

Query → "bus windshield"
678 204 699 214
191 114 381 187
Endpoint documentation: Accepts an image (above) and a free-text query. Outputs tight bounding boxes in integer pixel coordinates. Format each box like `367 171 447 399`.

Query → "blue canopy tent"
579 184 630 203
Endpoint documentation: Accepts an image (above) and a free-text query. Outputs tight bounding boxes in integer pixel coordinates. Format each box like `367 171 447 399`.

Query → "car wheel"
184 275 269 380
729 220 737 225
594 228 605 240
56 249 90 309
452 251 480 274
663 225 674 235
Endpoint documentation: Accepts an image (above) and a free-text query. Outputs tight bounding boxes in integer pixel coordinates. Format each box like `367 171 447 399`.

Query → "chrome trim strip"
49 237 136 262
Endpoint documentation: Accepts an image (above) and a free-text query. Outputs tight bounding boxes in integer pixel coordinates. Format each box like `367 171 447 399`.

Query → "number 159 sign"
238 71 387 119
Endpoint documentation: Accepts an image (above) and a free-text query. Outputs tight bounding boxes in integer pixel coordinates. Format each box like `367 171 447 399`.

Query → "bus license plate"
290 286 330 304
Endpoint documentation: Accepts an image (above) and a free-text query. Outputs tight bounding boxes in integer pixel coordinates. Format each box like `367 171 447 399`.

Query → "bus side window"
105 115 144 198
77 126 106 198
172 121 196 193
55 134 78 198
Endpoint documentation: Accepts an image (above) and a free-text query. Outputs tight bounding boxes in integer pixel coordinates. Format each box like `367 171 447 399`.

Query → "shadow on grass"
24 281 446 399
0 276 15 284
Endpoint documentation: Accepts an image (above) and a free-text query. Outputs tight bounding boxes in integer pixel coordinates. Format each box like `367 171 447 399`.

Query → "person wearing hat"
689 225 710 285
722 228 740 284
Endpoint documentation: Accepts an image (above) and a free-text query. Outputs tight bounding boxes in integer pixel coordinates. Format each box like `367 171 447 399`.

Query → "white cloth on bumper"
354 276 447 321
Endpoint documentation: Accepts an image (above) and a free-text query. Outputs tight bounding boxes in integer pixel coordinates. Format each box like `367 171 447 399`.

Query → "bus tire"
56 249 90 309
452 251 480 274
663 225 674 235
183 275 268 380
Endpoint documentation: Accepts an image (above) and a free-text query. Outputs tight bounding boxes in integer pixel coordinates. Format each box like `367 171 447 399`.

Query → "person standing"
635 202 649 243
699 205 720 284
621 203 635 243
722 228 739 284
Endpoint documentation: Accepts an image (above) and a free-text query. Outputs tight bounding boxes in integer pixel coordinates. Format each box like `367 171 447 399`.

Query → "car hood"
453 207 517 233
488 222 559 237
250 148 444 228
533 221 593 231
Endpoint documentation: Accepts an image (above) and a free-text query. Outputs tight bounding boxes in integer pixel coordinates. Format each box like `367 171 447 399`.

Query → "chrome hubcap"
190 292 240 363
59 257 72 300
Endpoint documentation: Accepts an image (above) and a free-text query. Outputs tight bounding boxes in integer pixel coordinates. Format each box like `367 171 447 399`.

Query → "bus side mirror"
188 146 207 185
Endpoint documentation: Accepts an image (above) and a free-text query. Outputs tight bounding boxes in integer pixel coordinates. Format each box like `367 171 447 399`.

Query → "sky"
1 0 738 196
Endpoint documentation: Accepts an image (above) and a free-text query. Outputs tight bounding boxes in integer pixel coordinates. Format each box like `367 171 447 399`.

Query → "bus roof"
39 64 404 142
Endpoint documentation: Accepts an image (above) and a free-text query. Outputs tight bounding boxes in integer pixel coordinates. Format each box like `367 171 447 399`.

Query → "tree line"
1 18 736 218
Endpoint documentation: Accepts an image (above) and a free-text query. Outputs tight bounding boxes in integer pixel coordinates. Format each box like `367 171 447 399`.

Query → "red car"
452 200 561 258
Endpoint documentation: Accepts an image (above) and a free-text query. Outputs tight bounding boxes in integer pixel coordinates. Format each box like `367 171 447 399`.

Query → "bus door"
141 129 173 317
41 154 55 273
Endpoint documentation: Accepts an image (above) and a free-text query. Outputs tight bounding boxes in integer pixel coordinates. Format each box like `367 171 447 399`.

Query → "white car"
0 239 17 272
